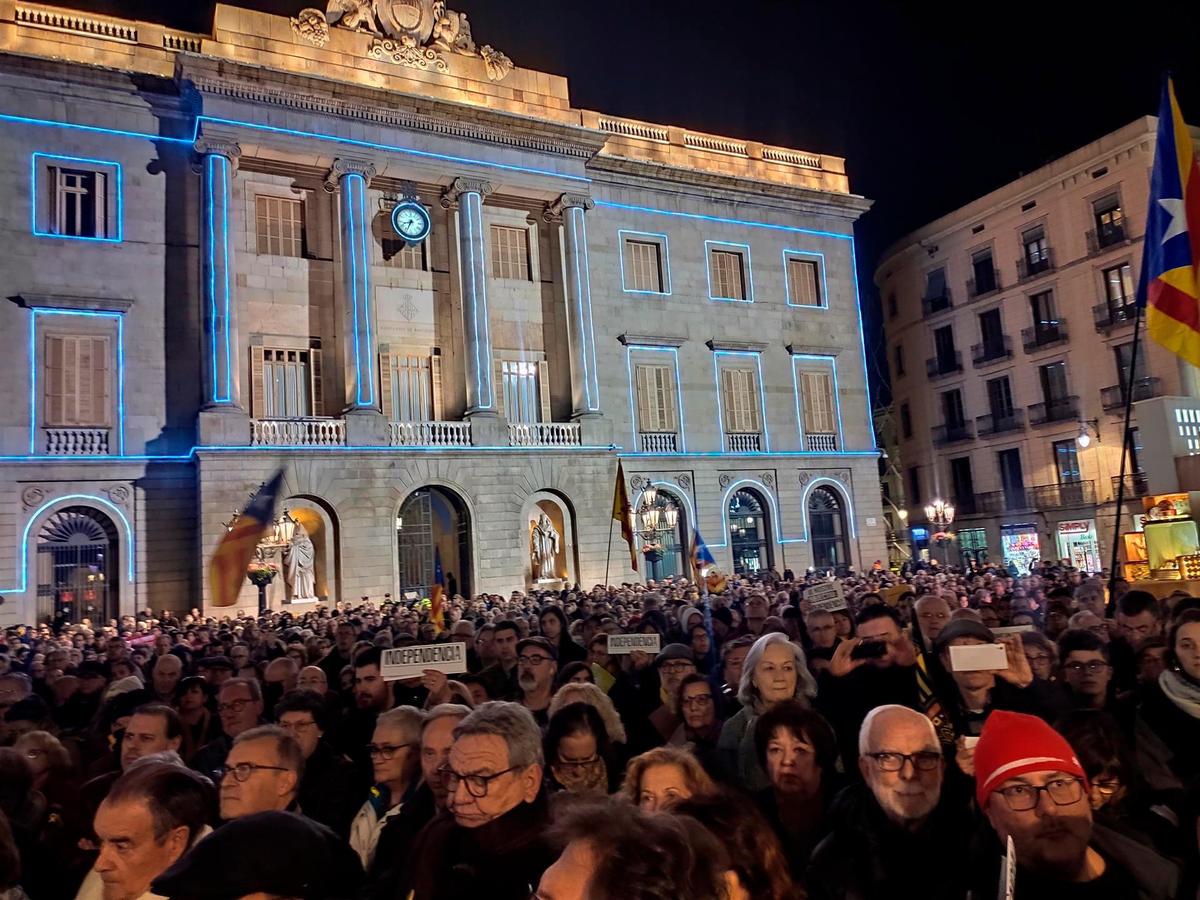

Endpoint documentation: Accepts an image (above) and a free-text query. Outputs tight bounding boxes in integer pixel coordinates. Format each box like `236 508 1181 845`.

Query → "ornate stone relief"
629 475 650 492
798 472 811 486
718 474 732 489
308 1 514 81
675 474 691 489
761 473 775 488
21 486 46 510
106 485 131 507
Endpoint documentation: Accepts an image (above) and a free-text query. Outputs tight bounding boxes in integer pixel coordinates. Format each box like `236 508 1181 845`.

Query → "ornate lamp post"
923 498 956 568
224 496 298 616
634 486 679 581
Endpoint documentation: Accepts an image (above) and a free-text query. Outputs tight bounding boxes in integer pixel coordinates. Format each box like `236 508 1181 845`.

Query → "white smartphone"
948 643 1009 672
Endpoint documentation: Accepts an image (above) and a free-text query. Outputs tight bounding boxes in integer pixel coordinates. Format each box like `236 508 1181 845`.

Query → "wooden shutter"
379 351 394 419
658 366 677 431
431 351 444 420
493 357 505 415
720 368 740 432
801 371 835 433
89 337 109 425
44 336 64 426
93 172 108 238
538 360 551 423
634 365 653 430
250 346 265 417
309 348 323 416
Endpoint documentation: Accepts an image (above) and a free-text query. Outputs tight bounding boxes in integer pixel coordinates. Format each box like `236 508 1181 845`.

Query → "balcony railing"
806 433 838 452
966 273 1001 301
1021 321 1068 353
726 432 763 453
976 409 1025 436
251 417 346 446
1016 248 1055 282
1029 480 1096 507
389 420 472 447
1093 301 1138 332
921 291 953 317
975 489 1032 515
508 422 582 448
1028 396 1079 426
1100 376 1162 411
638 431 679 453
926 352 963 379
1086 223 1128 254
45 427 109 455
932 422 974 446
971 337 1012 367
1111 472 1149 498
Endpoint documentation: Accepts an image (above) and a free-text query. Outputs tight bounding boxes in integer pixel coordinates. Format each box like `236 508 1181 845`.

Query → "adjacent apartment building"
0 2 883 623
876 117 1182 573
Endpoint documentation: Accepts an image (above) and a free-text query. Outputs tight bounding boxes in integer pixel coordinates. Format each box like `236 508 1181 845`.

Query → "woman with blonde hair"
620 746 714 813
548 681 627 745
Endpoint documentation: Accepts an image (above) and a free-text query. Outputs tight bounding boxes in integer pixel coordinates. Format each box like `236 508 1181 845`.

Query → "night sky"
54 0 1200 400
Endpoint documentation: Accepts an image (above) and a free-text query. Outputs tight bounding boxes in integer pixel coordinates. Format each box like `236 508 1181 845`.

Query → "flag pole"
604 512 614 589
1107 287 1145 610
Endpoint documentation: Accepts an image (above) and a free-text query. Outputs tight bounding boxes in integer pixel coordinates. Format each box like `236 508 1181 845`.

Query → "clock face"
391 202 430 242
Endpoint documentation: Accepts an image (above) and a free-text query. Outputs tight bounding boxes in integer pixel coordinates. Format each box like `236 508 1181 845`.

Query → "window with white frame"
720 367 761 433
255 196 305 257
383 237 427 270
799 370 838 448
502 360 541 423
624 239 664 293
53 168 108 239
710 249 747 300
787 256 822 306
490 224 531 280
261 348 313 417
634 364 678 433
387 354 433 422
43 334 110 427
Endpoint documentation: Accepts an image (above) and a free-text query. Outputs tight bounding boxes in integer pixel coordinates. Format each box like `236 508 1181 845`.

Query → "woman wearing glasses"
350 705 426 870
542 702 617 796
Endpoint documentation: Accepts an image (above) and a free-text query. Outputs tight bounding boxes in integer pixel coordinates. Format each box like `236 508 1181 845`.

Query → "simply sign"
607 633 661 655
805 581 847 612
381 643 467 680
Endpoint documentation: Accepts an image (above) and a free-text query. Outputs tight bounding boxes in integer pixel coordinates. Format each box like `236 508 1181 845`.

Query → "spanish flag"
1143 78 1200 367
430 547 446 635
208 470 284 608
612 460 637 571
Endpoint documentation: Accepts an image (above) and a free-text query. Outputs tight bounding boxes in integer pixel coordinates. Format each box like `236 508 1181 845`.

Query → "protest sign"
607 633 661 655
381 642 467 680
805 581 847 612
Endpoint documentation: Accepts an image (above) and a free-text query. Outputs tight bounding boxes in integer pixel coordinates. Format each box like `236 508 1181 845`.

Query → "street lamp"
635 489 679 581
924 498 956 568
1076 418 1100 448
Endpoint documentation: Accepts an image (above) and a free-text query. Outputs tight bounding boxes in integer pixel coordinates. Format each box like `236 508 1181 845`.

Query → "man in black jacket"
276 689 362 838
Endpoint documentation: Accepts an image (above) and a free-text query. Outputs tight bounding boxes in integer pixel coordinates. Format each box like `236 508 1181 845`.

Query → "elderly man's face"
152 656 182 698
297 666 327 694
219 738 297 820
985 770 1092 879
859 709 943 824
421 715 464 809
914 596 952 646
217 683 262 738
446 733 540 828
1117 609 1160 644
93 798 189 900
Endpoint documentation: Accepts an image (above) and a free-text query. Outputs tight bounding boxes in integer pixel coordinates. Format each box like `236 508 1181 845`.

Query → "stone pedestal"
343 407 389 446
197 406 251 446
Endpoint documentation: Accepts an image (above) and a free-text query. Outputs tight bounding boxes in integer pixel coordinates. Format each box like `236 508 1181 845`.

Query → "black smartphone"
850 639 888 660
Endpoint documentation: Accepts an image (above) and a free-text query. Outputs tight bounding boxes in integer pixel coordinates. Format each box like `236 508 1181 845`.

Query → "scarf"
1159 669 1200 719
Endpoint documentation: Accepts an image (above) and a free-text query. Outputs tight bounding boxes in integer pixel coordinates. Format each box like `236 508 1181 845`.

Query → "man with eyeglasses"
1057 631 1130 725
807 704 973 900
399 701 553 900
516 637 558 729
218 724 305 821
973 710 1177 898
189 677 264 782
276 689 360 838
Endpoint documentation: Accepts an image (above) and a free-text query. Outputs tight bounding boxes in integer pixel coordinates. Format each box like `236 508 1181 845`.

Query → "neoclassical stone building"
0 1 883 622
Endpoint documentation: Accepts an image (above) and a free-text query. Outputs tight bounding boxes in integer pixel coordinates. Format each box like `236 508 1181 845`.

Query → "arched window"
728 489 772 574
808 486 849 571
36 506 118 624
637 488 688 582
398 487 471 600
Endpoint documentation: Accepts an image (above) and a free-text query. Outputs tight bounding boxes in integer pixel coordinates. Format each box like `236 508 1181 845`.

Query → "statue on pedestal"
284 522 317 601
530 513 560 581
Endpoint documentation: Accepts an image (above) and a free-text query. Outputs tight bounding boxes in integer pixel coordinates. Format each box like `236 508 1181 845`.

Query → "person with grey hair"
350 705 425 869
398 701 554 900
806 705 974 900
717 632 817 792
218 725 304 822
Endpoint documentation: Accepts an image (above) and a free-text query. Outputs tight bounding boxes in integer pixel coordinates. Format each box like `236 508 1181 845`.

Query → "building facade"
0 1 883 624
876 118 1179 573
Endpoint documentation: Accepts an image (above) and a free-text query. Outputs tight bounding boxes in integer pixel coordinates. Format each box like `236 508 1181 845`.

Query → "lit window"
490 225 531 280
260 348 313 417
502 360 540 423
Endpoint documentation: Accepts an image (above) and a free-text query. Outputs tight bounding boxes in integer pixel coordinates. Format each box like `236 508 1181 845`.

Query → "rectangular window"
634 364 678 433
624 239 664 293
1129 427 1143 473
998 448 1025 499
390 355 433 422
1030 290 1058 330
787 257 822 306
490 225 531 280
383 237 427 270
1022 225 1049 266
262 348 312 418
799 370 837 434
941 389 965 428
43 334 110 427
1039 361 1068 403
900 402 912 439
720 367 760 433
1104 263 1135 306
1053 439 1082 483
987 376 1014 417
924 268 950 312
908 466 922 505
54 168 106 239
894 344 906 377
1093 194 1125 247
710 249 747 301
33 155 121 242
1113 342 1148 390
502 360 540 423
950 457 975 511
978 308 1004 351
934 325 957 365
255 196 305 257
971 249 997 295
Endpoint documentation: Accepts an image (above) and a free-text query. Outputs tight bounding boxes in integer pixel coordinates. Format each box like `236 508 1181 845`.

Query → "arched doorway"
636 487 689 582
397 487 471 600
809 486 850 571
522 491 578 590
729 488 772 575
36 506 119 625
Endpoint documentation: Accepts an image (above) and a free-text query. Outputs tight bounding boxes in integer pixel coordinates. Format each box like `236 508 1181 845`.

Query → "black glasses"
438 763 521 797
216 763 289 782
994 777 1084 811
866 751 942 772
217 698 253 715
1063 661 1109 675
553 754 600 770
367 742 415 760
518 655 552 666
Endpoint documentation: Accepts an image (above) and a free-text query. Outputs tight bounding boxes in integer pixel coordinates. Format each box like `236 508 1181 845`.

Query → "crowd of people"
0 559 1198 899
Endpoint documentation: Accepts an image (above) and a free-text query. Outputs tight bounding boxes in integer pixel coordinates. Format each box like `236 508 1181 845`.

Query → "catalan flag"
612 460 638 571
1143 77 1200 367
430 547 446 635
208 470 284 608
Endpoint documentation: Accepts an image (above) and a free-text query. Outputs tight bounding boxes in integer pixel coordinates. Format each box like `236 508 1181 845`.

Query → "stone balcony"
389 420 472 447
251 417 346 447
638 431 679 453
45 427 109 455
805 433 838 452
726 432 763 453
508 422 582 448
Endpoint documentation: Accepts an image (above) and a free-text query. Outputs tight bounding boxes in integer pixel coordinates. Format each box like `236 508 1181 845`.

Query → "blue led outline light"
570 207 600 412
218 156 233 401
847 239 879 450
711 477 802 549
390 200 432 243
28 309 126 456
205 155 220 402
704 240 754 303
782 249 829 310
790 353 844 453
800 475 859 540
624 345 686 454
712 349 770 453
464 192 494 409
203 154 235 404
596 200 852 242
356 174 376 406
617 229 672 296
31 152 123 243
0 492 136 594
632 482 696 551
344 173 375 408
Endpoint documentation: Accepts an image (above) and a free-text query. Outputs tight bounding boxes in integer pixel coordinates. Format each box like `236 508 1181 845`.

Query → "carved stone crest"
761 473 775 488
368 37 450 74
798 472 811 486
107 485 131 507
629 475 649 492
21 486 46 510
291 8 330 46
676 474 691 489
718 474 732 489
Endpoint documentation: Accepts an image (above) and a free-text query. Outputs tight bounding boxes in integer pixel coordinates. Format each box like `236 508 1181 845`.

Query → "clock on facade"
390 200 431 243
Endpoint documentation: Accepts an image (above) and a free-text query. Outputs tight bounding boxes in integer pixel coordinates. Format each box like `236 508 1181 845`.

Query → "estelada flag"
430 547 446 635
612 460 637 571
1142 77 1200 367
690 529 717 580
208 470 284 608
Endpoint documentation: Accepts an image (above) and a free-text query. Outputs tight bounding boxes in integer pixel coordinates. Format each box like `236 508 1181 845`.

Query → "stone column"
547 193 601 419
442 177 497 417
196 137 242 410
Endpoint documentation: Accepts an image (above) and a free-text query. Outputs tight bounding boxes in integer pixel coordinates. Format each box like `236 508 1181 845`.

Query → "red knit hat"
973 710 1088 808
